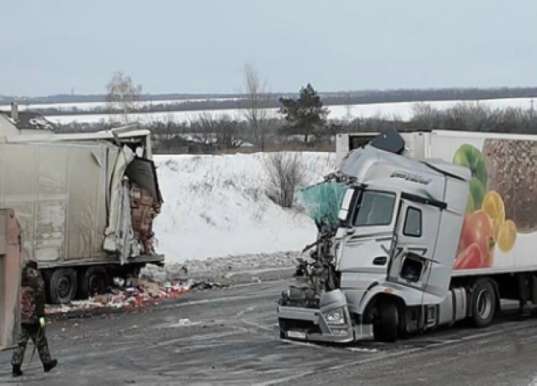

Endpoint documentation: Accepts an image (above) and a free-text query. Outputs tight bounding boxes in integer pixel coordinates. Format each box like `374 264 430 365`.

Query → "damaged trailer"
0 128 163 304
0 209 22 351
278 129 537 343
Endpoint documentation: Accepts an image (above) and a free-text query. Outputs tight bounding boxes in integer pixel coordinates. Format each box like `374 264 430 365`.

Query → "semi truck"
0 127 163 304
278 129 537 342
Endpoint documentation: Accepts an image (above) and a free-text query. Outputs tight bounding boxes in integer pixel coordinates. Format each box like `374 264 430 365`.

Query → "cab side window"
403 207 422 237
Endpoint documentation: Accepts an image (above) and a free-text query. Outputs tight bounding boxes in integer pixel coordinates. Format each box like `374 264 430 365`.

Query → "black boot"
43 359 58 373
12 364 23 377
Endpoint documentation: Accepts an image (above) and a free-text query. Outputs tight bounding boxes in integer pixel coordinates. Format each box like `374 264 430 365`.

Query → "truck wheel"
373 301 399 342
470 278 496 328
278 319 288 339
49 268 78 304
79 267 109 299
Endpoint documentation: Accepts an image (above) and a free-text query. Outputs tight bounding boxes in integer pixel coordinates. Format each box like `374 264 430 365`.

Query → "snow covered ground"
0 97 244 112
38 97 537 125
47 107 278 125
153 152 335 263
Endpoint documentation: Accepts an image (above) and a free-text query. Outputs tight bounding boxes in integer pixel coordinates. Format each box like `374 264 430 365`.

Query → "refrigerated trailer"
0 128 163 304
278 129 537 342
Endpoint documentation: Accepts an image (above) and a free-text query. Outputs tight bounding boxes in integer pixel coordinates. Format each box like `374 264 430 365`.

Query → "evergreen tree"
279 83 328 143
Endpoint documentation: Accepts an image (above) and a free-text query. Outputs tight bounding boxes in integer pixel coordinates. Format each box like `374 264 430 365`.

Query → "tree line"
52 70 537 154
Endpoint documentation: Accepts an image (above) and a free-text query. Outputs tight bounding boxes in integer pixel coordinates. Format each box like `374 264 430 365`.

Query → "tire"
48 268 78 304
278 319 288 339
470 278 497 328
79 266 109 299
373 300 399 342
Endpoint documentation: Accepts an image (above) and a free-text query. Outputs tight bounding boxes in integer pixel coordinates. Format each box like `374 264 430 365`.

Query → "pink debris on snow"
46 279 192 315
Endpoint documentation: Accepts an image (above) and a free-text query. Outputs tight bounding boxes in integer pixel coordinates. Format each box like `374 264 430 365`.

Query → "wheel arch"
361 291 406 324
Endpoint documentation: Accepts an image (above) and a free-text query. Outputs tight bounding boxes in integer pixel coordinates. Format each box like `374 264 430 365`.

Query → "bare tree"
106 71 142 124
243 64 269 151
344 91 354 121
263 152 305 208
193 112 243 149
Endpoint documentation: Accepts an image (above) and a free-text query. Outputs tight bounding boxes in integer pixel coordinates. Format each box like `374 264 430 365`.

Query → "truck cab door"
388 199 444 297
337 189 398 273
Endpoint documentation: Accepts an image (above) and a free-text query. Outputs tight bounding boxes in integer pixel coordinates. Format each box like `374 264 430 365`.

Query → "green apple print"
453 144 488 212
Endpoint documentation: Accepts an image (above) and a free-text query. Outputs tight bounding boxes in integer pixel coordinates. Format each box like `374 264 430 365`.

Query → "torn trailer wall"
104 147 162 263
0 209 22 351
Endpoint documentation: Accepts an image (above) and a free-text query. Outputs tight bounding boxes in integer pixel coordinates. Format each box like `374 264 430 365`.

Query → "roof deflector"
370 128 405 154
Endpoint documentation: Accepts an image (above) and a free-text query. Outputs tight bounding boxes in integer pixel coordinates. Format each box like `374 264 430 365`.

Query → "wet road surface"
1 279 537 385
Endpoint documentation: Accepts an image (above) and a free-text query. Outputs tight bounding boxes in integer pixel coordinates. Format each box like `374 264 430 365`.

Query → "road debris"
46 279 192 316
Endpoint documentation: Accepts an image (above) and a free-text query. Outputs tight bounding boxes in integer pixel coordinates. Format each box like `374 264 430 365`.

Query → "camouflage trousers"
11 323 52 366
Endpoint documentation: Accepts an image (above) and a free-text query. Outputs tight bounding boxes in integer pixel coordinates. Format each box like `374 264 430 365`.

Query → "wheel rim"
57 276 72 299
88 275 103 295
476 289 492 320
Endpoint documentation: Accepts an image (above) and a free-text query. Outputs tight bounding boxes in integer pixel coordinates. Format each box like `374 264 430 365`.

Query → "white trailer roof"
5 129 151 144
431 130 537 142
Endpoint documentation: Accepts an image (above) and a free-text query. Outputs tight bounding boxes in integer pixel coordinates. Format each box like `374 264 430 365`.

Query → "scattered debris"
46 279 192 316
190 281 226 290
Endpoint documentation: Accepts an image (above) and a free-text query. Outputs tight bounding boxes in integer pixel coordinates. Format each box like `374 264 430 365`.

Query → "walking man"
11 259 58 377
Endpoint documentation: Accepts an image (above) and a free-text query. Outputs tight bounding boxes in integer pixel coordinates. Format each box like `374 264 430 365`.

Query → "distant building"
0 103 55 139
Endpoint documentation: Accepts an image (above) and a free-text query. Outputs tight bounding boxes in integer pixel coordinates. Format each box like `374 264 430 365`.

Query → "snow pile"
142 251 300 285
153 152 335 263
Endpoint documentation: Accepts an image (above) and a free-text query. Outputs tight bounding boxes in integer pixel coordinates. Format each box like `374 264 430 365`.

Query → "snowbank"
153 152 335 263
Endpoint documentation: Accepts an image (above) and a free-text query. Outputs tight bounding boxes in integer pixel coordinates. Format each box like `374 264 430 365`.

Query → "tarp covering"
298 181 347 228
103 145 140 262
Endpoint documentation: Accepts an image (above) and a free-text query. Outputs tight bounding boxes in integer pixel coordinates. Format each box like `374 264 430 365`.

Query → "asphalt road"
1 279 537 385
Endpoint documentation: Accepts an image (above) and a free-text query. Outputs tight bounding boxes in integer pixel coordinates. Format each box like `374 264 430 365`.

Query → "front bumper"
277 305 373 343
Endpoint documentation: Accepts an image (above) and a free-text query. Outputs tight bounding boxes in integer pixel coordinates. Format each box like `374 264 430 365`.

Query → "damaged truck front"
278 133 470 342
1 128 163 303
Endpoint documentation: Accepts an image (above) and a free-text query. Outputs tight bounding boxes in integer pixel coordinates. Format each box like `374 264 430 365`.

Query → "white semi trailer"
278 129 537 342
0 127 164 304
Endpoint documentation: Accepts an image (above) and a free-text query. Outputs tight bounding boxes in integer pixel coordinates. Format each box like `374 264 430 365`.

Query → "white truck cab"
278 138 470 342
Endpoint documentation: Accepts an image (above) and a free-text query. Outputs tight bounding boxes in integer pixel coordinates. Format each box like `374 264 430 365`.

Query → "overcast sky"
1 0 536 96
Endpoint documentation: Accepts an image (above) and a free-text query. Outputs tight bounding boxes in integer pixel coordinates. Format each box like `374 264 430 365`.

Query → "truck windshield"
353 190 396 226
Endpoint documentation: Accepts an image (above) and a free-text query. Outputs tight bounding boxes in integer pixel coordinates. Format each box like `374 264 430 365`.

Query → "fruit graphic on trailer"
457 210 494 268
483 138 537 233
453 144 488 212
497 220 517 252
468 177 486 213
481 191 505 240
454 243 484 269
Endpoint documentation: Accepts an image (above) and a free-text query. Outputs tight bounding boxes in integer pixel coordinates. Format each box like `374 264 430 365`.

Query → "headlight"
323 307 346 325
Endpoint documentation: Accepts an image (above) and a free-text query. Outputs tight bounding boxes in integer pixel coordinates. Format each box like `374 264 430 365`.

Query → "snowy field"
0 97 243 112
153 152 335 263
38 97 536 125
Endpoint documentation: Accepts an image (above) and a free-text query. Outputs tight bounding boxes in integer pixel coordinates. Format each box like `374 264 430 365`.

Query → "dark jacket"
20 265 46 325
